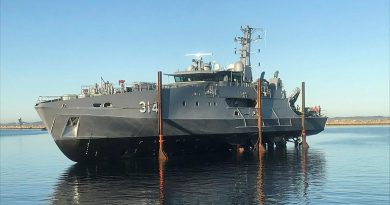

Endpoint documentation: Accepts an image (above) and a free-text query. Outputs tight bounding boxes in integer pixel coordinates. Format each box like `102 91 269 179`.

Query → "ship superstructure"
35 26 327 162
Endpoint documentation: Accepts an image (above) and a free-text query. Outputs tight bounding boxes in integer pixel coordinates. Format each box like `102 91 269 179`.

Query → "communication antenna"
256 30 265 68
252 28 266 42
234 36 238 54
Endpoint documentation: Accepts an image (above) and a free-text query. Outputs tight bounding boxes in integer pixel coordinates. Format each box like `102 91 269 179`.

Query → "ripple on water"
1 127 389 204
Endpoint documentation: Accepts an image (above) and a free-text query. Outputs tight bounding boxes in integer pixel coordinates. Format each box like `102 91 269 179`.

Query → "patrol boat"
35 26 327 162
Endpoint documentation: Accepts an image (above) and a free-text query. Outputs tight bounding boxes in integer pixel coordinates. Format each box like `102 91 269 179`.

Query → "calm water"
0 127 389 204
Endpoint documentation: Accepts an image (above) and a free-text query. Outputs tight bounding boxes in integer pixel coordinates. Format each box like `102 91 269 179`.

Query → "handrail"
236 108 247 127
163 81 254 89
37 96 63 103
272 108 281 126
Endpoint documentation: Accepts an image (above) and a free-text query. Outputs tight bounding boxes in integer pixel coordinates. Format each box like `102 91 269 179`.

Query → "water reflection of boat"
49 148 326 204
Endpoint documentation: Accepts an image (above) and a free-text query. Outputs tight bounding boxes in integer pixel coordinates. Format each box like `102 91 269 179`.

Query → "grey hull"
35 83 327 162
36 101 325 162
53 126 325 162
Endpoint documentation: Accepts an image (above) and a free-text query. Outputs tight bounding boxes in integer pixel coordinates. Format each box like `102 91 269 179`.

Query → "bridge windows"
225 98 256 107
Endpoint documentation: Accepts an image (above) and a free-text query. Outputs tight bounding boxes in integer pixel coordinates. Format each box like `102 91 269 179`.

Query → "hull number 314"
139 101 158 113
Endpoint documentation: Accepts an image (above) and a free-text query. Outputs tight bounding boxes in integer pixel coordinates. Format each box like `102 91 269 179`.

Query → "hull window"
93 103 101 107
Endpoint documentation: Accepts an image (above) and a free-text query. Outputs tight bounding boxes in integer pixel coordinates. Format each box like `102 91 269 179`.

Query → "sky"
0 0 389 123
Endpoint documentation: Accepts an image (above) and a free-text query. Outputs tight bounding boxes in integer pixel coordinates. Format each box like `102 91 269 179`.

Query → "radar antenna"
185 52 213 60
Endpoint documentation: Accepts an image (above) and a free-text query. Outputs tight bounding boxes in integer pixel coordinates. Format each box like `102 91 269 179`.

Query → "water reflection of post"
257 79 266 203
159 157 166 205
301 147 308 203
257 153 265 204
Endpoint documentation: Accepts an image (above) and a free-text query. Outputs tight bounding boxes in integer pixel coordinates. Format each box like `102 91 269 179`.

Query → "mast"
239 26 253 67
235 25 263 83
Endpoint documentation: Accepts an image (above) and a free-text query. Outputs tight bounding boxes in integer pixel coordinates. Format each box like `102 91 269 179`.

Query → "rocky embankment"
0 125 46 129
326 117 390 126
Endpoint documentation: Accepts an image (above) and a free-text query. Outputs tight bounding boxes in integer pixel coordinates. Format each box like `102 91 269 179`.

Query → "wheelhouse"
173 71 244 83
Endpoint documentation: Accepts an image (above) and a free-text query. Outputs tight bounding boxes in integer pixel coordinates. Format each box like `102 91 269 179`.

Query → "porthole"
195 101 199 106
103 102 112 108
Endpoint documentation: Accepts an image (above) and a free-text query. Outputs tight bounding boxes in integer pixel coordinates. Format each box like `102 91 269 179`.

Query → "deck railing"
37 96 63 103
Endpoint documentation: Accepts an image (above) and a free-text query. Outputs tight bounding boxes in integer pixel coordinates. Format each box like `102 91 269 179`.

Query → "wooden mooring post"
301 82 309 149
157 71 167 160
257 79 266 153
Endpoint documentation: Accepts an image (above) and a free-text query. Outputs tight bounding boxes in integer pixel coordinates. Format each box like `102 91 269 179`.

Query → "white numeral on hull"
139 101 158 113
